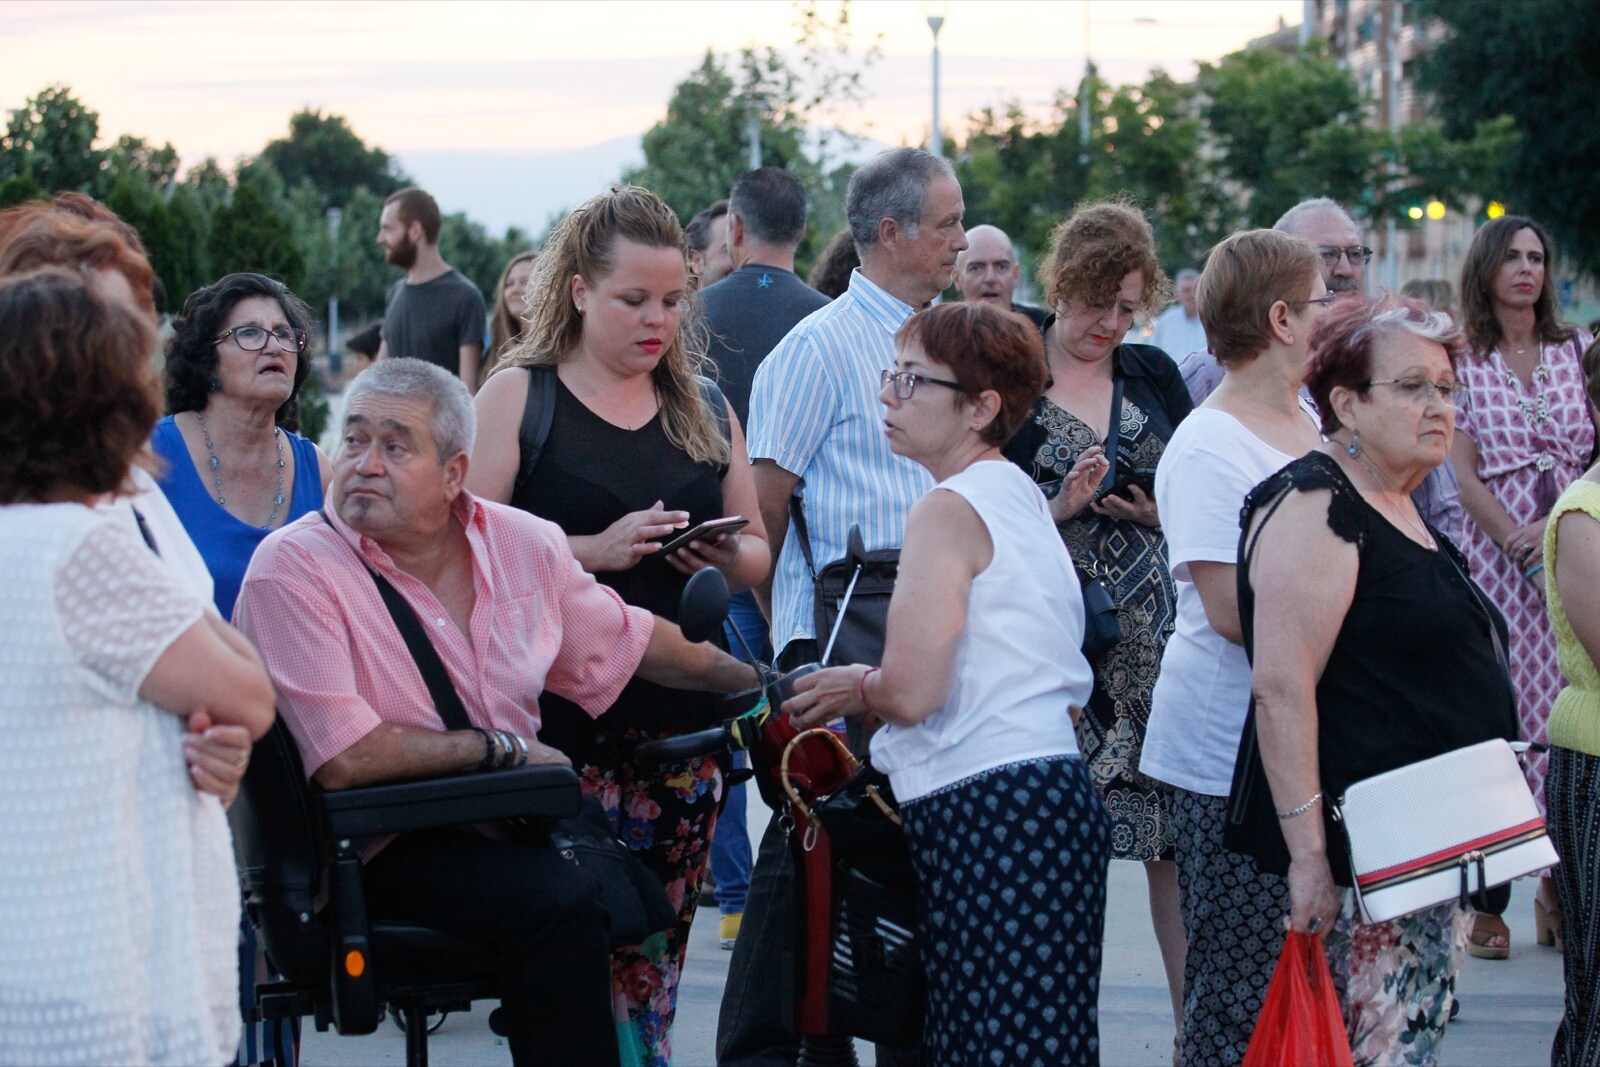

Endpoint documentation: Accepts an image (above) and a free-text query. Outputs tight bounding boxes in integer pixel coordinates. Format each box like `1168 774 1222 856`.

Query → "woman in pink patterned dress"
1452 215 1595 956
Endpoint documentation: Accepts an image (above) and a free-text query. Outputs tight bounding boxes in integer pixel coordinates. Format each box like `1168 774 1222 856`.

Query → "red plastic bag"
1243 931 1355 1067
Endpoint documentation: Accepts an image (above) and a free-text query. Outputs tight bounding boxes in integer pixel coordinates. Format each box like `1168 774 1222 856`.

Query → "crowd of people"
0 143 1597 1067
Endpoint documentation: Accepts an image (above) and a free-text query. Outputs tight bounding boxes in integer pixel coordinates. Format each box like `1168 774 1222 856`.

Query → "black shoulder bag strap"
317 510 472 732
512 366 559 501
789 490 819 581
1099 370 1126 497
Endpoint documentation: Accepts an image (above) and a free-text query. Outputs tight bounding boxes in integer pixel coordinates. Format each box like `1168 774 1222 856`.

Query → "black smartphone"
657 516 750 555
1102 471 1156 503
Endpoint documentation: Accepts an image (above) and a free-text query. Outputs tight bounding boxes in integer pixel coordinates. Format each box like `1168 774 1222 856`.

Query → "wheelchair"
228 721 581 1067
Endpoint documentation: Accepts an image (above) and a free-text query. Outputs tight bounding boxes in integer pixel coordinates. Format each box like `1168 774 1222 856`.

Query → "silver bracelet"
1276 792 1323 820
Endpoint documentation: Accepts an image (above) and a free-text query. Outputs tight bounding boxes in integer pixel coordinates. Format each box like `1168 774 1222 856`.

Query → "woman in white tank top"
788 302 1115 1067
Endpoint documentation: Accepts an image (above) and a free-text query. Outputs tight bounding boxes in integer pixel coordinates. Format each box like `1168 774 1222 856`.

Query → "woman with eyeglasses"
153 273 331 1067
788 301 1111 1066
1227 293 1516 1065
1140 229 1329 1066
1450 216 1596 957
154 273 332 622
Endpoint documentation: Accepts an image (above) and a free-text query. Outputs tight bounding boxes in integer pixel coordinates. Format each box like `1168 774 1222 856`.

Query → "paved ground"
302 790 1565 1066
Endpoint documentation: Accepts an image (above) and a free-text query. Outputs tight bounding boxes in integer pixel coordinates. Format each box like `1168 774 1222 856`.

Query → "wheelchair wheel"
389 1005 448 1035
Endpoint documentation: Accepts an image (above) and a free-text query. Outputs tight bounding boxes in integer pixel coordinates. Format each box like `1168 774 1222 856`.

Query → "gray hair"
845 147 957 253
1274 197 1358 237
343 358 476 460
1175 267 1201 284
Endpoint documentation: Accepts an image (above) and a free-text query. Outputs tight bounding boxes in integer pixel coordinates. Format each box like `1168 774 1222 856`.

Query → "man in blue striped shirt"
746 147 967 669
720 147 966 1067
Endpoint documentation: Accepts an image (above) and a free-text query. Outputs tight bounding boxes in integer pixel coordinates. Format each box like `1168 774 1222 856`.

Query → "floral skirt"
1325 894 1469 1067
569 729 727 1067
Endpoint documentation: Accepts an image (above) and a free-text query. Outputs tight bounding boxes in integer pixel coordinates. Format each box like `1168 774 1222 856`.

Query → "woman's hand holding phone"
663 516 750 576
1090 483 1160 526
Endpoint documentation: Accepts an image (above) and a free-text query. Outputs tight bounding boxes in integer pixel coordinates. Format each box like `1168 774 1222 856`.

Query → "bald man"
954 224 1048 329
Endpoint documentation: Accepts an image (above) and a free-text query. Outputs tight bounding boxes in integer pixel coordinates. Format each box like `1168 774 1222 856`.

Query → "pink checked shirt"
234 492 654 778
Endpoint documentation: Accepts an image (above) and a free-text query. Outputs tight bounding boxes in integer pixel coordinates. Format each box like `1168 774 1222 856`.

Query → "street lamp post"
325 206 342 376
925 2 947 156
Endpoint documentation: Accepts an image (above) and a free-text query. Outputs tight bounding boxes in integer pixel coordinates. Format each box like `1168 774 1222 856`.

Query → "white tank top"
870 460 1090 801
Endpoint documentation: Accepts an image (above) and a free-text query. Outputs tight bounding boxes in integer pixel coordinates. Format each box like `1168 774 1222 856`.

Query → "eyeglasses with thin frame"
1366 377 1462 406
1305 295 1338 307
881 368 963 400
215 325 309 353
1317 245 1374 267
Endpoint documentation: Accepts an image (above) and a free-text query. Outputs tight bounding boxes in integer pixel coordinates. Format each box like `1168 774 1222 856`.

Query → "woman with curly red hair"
1001 200 1193 1039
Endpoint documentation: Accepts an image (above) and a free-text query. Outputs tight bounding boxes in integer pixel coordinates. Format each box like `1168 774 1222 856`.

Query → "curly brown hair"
1036 200 1171 318
0 268 160 504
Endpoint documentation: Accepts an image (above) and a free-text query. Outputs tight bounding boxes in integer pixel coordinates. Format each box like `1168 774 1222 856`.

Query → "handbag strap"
318 510 473 732
789 491 818 581
1440 543 1511 678
1099 370 1125 497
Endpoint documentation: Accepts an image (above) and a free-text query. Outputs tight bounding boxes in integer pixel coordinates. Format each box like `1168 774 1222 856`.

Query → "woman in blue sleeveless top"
152 272 329 1067
153 273 329 621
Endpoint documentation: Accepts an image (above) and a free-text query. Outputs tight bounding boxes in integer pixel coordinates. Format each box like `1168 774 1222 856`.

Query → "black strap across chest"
318 510 472 732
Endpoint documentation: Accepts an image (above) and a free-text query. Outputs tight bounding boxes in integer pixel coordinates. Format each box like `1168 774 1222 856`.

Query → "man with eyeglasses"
1177 197 1465 541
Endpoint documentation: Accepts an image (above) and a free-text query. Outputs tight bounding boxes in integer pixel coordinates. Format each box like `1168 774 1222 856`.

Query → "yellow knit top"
1545 478 1600 757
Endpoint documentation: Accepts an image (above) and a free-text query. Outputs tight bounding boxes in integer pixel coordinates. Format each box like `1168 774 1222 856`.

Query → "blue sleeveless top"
150 416 324 620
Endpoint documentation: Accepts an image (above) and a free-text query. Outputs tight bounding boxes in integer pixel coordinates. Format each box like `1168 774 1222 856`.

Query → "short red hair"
1305 294 1468 434
0 200 155 318
895 301 1046 445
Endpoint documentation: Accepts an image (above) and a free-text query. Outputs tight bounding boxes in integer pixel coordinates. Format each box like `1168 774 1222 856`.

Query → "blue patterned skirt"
900 754 1110 1066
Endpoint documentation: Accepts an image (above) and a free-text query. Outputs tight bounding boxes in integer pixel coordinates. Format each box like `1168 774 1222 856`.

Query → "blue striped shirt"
747 269 935 655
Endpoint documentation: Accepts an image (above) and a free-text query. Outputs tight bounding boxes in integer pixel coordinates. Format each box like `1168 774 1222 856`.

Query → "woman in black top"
1002 200 1192 1036
1230 294 1515 1064
466 187 768 1067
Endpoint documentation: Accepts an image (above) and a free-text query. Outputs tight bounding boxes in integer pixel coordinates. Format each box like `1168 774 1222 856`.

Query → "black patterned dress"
1003 342 1193 861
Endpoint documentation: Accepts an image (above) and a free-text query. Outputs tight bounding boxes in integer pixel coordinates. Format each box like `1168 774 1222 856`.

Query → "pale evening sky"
2 0 1303 232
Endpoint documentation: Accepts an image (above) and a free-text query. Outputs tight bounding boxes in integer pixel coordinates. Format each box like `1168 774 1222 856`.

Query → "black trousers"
363 827 620 1067
717 640 919 1066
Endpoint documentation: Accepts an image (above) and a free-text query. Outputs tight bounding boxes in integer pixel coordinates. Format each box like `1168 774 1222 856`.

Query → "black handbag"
791 506 898 668
1077 560 1122 662
808 755 923 1047
549 796 678 947
341 512 675 949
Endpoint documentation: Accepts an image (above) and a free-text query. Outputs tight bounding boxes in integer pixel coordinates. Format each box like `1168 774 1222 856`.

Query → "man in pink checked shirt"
233 358 756 1067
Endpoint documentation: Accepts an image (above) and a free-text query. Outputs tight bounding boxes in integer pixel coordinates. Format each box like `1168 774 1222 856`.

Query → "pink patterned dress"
1457 331 1595 812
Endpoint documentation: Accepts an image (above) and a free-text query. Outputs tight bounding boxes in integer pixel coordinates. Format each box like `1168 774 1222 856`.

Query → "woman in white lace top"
0 268 276 1066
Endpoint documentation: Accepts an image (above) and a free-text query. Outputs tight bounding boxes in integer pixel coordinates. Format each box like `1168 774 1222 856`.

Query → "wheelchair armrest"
319 764 582 840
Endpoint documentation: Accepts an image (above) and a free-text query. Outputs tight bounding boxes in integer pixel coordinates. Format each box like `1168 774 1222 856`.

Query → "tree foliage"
1415 0 1600 277
258 108 407 209
622 0 879 273
0 85 104 193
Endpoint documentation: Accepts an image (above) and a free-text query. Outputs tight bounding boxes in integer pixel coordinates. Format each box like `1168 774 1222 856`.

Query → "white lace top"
0 503 240 1066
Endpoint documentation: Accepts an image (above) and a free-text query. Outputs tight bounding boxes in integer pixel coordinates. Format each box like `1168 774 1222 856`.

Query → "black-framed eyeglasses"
881 368 963 400
1305 295 1339 307
214 325 309 353
1317 245 1374 267
1366 377 1462 406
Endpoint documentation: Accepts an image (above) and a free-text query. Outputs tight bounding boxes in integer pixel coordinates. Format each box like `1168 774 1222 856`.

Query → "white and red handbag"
1334 738 1557 924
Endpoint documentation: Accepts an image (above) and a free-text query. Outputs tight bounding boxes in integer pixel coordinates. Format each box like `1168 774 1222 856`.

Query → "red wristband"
857 667 880 718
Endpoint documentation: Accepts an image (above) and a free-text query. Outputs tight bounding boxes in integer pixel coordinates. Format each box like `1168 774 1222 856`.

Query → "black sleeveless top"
1225 451 1517 885
510 373 728 746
